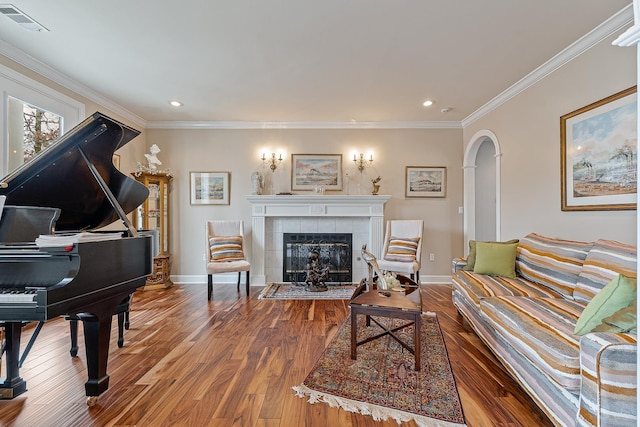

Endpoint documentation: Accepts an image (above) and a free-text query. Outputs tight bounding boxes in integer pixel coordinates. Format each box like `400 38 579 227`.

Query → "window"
0 63 84 176
7 98 61 171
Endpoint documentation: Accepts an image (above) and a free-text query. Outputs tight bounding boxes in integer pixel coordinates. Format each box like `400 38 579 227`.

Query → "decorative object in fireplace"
283 233 352 285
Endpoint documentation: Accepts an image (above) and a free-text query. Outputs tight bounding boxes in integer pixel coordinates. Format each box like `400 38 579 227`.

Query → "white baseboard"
171 274 453 286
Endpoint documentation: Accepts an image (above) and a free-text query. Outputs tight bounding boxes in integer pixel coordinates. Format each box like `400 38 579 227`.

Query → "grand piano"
0 112 152 405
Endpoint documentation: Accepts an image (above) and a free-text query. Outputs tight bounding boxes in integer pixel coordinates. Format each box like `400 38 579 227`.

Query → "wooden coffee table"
349 285 422 371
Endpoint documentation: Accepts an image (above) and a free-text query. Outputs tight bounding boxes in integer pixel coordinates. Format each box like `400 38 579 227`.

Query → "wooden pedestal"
143 253 173 290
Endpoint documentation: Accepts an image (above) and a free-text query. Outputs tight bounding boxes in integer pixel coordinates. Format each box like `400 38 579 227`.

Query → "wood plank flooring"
0 283 553 426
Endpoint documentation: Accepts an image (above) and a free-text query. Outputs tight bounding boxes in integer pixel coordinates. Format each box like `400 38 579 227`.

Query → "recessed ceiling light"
422 100 433 107
169 100 183 107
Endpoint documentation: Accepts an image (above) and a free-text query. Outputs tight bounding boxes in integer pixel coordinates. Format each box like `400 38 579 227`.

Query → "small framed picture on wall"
190 171 230 205
405 166 446 198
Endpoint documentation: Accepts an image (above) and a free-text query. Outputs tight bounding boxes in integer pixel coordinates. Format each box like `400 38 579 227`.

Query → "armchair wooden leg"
416 271 420 284
237 272 241 291
207 274 213 300
245 271 250 295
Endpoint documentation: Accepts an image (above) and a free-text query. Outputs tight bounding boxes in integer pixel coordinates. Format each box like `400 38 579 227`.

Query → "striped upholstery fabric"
516 233 593 299
452 233 637 427
452 270 564 307
573 239 637 304
455 292 580 427
209 235 244 262
480 296 587 390
384 236 420 262
577 332 637 427
451 257 467 272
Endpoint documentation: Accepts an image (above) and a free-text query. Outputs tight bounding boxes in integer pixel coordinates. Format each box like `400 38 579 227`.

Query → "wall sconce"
262 152 283 172
353 153 373 173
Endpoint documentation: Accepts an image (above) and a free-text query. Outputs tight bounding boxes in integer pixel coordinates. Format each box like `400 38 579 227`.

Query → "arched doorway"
463 130 502 254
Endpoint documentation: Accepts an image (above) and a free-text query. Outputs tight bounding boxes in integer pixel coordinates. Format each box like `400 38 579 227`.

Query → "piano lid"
0 112 148 231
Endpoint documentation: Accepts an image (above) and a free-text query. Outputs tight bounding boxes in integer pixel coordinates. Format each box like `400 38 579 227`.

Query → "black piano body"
0 112 152 404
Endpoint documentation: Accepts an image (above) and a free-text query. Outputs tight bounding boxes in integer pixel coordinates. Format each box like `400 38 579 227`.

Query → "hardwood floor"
0 283 553 427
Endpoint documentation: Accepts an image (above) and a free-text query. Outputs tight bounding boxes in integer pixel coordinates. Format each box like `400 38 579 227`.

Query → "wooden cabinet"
132 171 173 289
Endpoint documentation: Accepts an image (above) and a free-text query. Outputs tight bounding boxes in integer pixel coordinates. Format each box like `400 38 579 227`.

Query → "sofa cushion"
452 270 565 308
574 274 637 335
473 241 519 278
480 296 586 390
591 298 637 334
573 239 637 304
463 239 519 271
515 233 593 299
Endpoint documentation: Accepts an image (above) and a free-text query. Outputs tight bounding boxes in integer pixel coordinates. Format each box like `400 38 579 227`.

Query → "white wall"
145 127 464 282
1 27 634 284
464 34 637 245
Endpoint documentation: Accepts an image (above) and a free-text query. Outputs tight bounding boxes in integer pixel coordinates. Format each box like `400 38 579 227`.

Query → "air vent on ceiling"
0 4 48 32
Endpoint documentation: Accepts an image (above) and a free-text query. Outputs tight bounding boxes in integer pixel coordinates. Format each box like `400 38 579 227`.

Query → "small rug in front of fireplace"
258 283 358 300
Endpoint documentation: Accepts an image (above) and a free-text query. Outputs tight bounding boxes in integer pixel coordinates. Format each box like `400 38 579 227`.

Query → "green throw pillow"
463 239 519 271
473 241 518 279
574 275 637 335
591 298 637 334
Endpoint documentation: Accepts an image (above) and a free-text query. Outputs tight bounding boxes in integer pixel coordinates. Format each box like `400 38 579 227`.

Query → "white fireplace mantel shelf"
245 194 391 217
245 195 391 285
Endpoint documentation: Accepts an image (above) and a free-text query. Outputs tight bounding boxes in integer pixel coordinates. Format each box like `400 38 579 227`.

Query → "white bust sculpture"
144 144 162 171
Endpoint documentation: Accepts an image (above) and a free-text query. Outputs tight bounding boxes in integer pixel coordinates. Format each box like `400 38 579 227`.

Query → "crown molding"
0 39 147 128
144 120 462 130
613 0 640 47
461 4 634 128
0 4 632 132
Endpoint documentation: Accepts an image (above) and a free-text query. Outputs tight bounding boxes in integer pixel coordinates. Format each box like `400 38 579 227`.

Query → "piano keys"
0 112 152 405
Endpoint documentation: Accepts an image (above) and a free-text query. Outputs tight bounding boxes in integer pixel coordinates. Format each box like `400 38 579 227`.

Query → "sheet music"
35 231 123 247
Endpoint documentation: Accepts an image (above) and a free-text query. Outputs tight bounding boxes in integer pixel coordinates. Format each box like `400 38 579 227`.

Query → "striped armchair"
452 233 637 427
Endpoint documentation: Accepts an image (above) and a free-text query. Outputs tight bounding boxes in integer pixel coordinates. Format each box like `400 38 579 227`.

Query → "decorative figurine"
144 144 162 171
305 250 329 292
371 176 381 195
251 171 264 195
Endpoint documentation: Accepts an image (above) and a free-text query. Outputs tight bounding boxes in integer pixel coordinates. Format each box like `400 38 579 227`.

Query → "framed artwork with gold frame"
560 86 637 211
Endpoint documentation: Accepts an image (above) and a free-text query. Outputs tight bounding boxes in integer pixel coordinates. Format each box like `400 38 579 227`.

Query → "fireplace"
283 233 352 283
245 195 390 285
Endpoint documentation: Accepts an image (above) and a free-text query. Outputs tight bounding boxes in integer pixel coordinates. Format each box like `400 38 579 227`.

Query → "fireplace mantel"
246 195 391 285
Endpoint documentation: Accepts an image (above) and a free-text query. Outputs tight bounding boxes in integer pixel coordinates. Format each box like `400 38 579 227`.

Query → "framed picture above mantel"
560 86 637 211
291 154 343 191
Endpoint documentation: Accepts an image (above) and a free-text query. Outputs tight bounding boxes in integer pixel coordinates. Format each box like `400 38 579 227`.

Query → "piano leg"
0 322 27 399
68 318 79 357
77 313 113 406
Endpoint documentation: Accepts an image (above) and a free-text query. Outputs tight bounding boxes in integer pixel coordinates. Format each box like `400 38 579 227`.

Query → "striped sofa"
451 233 636 427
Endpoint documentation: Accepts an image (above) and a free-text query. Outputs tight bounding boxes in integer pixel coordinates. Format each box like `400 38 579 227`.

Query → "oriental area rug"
258 282 358 300
293 313 466 427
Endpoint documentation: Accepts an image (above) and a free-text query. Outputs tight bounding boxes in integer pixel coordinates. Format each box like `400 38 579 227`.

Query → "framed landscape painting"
190 171 230 205
291 154 342 191
405 166 446 198
561 86 637 211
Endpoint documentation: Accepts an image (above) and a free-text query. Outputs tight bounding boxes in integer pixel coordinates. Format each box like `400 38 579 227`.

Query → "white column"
251 205 266 285
370 216 384 258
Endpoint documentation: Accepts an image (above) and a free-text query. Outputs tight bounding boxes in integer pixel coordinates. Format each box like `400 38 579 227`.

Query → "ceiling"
0 1 633 127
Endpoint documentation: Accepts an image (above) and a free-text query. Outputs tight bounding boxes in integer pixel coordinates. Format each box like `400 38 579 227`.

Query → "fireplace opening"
283 233 352 284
